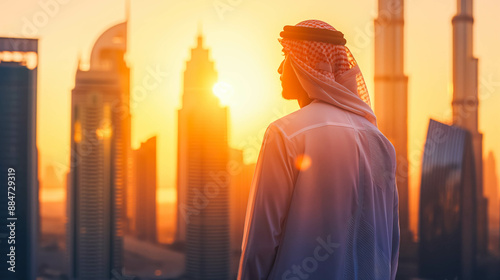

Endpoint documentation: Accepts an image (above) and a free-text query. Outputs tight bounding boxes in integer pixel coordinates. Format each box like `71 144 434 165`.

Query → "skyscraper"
133 136 157 243
176 32 230 279
67 22 130 280
374 0 412 245
419 120 477 280
0 37 39 280
451 0 488 255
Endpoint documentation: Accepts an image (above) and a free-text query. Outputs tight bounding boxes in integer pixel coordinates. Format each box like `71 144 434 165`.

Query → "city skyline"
1 0 500 279
2 1 500 238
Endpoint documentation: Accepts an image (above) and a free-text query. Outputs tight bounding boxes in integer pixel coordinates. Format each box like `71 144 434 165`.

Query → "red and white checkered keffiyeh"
279 20 376 125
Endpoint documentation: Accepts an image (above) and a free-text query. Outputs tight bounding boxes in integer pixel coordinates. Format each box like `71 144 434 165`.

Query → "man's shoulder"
270 101 353 139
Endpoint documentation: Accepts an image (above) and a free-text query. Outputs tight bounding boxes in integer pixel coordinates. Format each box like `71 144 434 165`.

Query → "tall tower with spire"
374 0 413 246
176 32 230 279
452 0 487 254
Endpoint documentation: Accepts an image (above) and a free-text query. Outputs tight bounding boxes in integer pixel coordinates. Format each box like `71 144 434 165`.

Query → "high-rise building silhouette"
176 32 230 279
133 136 157 243
67 22 130 280
0 37 39 280
451 0 488 255
419 120 477 280
374 0 412 245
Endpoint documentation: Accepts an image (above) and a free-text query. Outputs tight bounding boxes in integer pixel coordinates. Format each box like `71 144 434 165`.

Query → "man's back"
238 19 399 280
239 101 399 279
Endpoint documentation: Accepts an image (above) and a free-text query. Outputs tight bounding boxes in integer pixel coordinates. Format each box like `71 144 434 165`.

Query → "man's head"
277 19 376 124
278 20 371 108
278 20 348 107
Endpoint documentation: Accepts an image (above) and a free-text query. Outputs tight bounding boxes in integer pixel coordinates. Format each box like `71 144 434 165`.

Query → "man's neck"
298 96 313 108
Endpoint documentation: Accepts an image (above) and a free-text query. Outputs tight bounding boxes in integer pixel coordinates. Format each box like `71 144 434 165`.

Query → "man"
238 20 400 280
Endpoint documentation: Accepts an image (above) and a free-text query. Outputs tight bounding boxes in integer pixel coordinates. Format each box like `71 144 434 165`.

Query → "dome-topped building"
68 21 131 280
90 22 127 71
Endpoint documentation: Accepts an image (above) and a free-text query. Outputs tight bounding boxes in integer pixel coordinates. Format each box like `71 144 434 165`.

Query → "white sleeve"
237 124 297 280
391 184 400 280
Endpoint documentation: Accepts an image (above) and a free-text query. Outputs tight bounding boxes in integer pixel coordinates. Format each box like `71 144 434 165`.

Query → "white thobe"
238 59 400 280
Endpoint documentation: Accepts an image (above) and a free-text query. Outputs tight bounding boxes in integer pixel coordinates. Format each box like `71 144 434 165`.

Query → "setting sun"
212 81 234 106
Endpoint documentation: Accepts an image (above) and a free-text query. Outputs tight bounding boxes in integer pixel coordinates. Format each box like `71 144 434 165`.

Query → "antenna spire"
126 0 131 22
198 21 203 35
197 21 203 47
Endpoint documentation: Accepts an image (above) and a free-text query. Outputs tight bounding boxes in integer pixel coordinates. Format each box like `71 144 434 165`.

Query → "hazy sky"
2 0 500 234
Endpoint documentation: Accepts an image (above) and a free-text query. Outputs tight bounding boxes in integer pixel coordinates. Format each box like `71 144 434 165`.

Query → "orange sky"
2 0 500 236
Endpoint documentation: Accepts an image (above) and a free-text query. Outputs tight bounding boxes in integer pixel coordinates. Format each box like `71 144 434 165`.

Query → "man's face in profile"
278 54 304 100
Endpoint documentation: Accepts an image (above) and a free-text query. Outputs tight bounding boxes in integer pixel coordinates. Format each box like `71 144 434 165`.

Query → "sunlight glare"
212 81 234 105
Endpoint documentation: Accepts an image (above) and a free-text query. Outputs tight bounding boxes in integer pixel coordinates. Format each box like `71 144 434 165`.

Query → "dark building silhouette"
67 22 130 280
133 136 157 243
0 37 39 280
176 32 230 279
419 119 477 280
